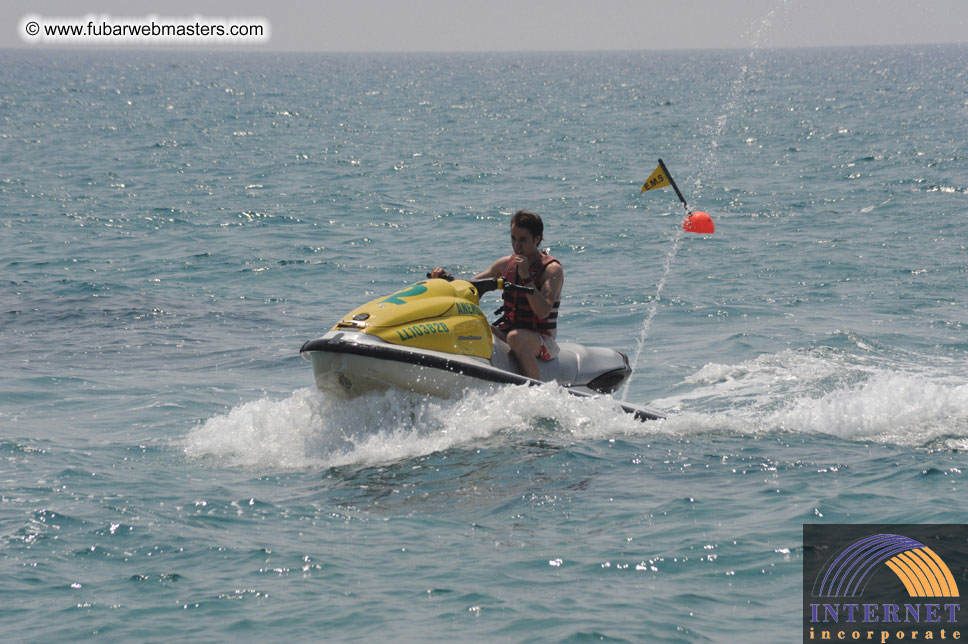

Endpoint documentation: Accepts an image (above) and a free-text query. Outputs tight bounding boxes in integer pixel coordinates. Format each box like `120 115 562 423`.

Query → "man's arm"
472 255 511 280
526 263 563 320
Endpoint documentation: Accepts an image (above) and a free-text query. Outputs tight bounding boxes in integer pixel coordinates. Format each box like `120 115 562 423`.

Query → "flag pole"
657 158 689 211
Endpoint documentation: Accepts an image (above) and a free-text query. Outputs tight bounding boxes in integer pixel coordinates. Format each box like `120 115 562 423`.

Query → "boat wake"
182 382 655 471
654 344 968 450
184 342 968 471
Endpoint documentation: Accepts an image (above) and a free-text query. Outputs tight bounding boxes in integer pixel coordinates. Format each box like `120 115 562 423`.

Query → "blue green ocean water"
1 45 967 642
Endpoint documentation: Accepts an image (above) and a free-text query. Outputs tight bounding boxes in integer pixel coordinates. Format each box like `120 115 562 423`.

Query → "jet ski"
299 276 665 421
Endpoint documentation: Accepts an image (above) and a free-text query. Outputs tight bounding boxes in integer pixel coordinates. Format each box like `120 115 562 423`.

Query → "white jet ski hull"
300 331 664 421
305 341 498 399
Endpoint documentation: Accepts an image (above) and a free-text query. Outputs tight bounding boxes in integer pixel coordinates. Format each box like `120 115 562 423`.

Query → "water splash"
695 3 785 192
654 346 968 449
621 226 684 401
625 4 790 400
184 337 968 473
183 384 657 471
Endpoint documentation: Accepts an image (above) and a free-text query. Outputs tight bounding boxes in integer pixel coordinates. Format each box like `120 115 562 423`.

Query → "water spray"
622 160 713 401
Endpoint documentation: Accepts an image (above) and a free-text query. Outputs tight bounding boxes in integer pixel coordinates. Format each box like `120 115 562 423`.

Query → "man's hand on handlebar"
427 267 455 281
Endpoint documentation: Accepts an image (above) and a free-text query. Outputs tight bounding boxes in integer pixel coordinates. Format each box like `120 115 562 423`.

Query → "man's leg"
505 329 543 380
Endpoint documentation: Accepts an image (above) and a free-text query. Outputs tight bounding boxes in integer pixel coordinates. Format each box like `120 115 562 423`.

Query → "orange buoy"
683 211 714 234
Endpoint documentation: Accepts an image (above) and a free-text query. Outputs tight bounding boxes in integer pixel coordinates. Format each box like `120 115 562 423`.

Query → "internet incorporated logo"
815 534 959 599
803 525 967 643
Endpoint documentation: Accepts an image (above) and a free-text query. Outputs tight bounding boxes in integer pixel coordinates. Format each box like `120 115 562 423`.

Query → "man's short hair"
511 210 543 242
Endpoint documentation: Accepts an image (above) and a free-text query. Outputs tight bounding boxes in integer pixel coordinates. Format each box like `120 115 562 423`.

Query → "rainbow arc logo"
814 533 960 599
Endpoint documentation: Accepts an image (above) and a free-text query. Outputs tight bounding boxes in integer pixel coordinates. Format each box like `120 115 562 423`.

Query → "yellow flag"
640 164 671 193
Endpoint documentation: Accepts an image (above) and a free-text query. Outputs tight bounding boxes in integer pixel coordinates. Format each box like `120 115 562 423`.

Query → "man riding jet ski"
430 210 562 382
300 211 664 421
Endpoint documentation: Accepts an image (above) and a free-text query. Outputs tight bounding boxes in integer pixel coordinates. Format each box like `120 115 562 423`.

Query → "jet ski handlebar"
471 277 535 296
425 271 535 296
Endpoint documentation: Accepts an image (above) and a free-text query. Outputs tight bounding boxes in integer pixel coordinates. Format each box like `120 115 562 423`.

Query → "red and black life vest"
495 252 560 335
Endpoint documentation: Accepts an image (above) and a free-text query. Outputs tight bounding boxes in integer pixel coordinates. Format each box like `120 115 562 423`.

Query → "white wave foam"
658 349 968 448
770 372 968 446
183 348 968 471
182 383 664 471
